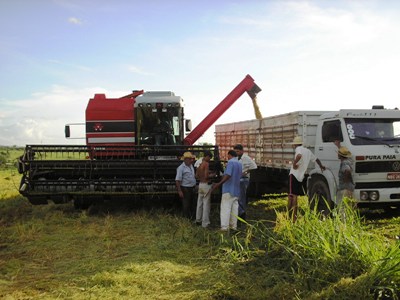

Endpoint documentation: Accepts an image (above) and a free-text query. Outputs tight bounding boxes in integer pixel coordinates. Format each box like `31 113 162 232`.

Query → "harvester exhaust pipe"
183 74 262 145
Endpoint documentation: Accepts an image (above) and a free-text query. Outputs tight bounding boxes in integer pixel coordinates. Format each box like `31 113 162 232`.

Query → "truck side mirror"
185 119 192 132
65 125 70 138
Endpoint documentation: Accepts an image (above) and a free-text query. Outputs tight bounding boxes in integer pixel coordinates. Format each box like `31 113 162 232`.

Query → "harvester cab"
134 91 187 146
83 90 191 148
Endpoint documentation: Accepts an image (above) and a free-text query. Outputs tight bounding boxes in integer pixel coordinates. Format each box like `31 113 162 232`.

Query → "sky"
1 0 400 146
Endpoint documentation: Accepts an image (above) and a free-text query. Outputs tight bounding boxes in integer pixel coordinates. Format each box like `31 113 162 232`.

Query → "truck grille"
355 161 400 173
356 182 400 189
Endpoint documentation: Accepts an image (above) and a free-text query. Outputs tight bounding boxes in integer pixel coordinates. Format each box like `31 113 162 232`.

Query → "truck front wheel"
308 177 334 215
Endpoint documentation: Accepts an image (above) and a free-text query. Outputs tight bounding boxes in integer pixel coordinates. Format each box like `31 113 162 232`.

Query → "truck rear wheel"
308 177 333 215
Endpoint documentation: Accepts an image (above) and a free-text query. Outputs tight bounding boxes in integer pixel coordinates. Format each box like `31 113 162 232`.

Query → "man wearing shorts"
289 136 325 222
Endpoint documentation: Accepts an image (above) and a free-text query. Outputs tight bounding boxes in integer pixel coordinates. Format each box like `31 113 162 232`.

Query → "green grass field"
0 147 23 200
0 147 399 299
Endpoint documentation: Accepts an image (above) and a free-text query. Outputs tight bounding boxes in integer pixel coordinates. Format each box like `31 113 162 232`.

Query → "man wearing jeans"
176 151 197 219
233 144 257 220
195 150 213 228
208 150 242 231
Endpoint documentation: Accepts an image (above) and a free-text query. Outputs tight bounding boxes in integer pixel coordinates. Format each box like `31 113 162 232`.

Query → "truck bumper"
354 188 400 208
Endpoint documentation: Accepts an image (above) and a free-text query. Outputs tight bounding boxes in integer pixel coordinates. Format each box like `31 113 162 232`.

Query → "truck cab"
309 107 400 210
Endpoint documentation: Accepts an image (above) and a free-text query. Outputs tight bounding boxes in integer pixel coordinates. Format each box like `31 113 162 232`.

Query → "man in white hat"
288 136 325 222
337 146 354 209
176 151 196 219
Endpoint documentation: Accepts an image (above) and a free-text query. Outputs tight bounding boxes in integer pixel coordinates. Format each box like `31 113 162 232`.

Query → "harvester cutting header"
18 75 261 208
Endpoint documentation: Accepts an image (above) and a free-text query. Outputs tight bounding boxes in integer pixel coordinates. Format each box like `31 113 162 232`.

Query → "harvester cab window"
172 116 179 136
136 106 181 145
154 115 174 145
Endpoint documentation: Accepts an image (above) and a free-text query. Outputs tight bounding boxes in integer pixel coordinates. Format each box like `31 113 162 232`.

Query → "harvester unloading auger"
18 75 261 208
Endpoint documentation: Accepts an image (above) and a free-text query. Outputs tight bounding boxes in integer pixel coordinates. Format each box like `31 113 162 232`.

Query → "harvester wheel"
27 196 48 205
51 195 70 204
74 196 93 210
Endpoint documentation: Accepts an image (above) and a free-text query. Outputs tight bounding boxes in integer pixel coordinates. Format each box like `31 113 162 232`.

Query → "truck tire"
308 177 334 215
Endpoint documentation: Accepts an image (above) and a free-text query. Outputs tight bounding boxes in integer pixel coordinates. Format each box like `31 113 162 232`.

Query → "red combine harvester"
18 75 261 208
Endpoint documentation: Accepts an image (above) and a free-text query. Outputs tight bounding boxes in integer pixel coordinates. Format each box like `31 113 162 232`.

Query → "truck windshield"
345 118 400 145
136 106 181 145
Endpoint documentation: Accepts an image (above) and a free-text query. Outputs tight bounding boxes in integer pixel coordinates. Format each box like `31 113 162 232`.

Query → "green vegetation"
236 201 400 299
0 146 23 167
0 146 23 200
0 146 399 299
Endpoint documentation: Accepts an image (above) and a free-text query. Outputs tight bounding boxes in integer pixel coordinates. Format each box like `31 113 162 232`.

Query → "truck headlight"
369 191 379 201
360 191 379 201
360 191 369 200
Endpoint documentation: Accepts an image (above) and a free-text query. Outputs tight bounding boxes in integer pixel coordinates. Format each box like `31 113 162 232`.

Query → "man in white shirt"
289 136 325 222
233 144 257 220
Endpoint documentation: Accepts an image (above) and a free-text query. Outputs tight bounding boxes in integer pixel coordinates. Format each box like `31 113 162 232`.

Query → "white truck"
215 106 400 211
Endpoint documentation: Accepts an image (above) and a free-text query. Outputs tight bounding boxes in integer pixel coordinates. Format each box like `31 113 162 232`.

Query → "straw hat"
290 136 303 145
338 147 352 158
181 151 195 160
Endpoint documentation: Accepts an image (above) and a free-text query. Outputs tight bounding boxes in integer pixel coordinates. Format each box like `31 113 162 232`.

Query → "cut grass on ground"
1 149 399 299
0 195 399 299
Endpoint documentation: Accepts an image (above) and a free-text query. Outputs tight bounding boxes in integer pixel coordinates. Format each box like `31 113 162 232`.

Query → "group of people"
288 136 354 222
176 136 355 229
175 144 257 232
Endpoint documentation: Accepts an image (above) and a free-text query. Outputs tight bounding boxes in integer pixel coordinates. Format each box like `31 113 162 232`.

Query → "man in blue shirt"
208 150 242 231
176 151 197 219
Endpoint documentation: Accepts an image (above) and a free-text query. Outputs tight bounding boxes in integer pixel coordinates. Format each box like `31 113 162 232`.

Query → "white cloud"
68 17 82 25
282 2 395 54
219 16 273 28
48 59 92 72
0 86 106 146
0 120 48 146
127 65 153 76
